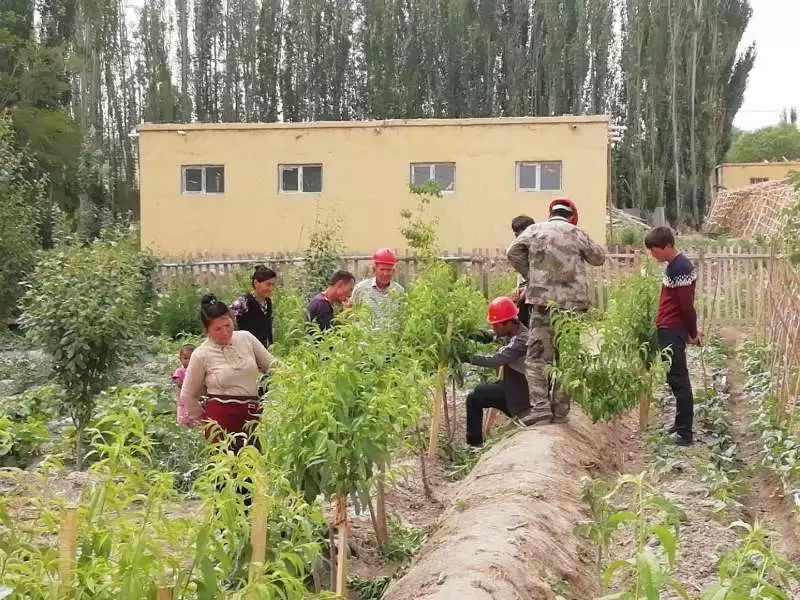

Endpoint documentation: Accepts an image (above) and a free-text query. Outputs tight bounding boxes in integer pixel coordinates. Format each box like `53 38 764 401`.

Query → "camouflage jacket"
506 217 606 310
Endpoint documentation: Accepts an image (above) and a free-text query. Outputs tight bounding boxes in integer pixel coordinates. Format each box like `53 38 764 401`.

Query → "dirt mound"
383 412 625 600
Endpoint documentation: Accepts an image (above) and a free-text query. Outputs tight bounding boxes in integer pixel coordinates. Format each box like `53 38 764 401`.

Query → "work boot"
670 432 693 447
516 405 552 426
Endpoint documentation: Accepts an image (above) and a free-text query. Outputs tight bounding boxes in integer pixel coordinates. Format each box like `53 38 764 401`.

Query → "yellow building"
137 116 609 257
713 161 800 193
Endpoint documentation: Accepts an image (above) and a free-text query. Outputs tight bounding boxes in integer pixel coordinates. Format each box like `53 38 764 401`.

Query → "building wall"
138 117 609 258
716 162 800 192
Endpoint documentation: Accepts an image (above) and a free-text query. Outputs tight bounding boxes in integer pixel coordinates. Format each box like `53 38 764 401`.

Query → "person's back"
508 218 605 311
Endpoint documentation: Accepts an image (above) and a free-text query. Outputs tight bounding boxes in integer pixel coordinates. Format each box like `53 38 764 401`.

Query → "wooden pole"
375 466 389 549
482 366 504 439
428 360 448 459
428 315 454 459
58 507 78 595
248 486 268 585
638 393 650 434
156 587 173 600
335 495 348 597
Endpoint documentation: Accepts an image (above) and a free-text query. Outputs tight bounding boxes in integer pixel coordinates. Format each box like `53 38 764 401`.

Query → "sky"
733 0 800 130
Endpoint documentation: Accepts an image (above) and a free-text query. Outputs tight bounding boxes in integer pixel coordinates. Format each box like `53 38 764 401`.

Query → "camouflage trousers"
526 309 570 418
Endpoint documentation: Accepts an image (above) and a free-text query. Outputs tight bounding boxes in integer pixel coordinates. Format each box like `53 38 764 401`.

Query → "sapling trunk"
58 507 78 594
416 427 434 501
451 378 457 442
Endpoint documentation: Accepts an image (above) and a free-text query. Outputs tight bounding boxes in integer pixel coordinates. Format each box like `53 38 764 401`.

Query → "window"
516 161 562 192
182 165 224 194
750 177 769 184
279 164 323 193
410 163 456 192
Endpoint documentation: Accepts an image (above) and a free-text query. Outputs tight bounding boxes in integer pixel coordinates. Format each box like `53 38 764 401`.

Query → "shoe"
516 405 552 426
670 432 693 447
665 425 677 435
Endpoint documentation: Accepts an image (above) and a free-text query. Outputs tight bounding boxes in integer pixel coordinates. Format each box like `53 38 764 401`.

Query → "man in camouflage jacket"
506 200 606 421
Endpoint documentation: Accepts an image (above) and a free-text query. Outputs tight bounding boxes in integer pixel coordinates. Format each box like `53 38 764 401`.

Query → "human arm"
469 333 526 368
677 286 699 341
179 352 206 423
577 229 606 266
506 239 530 279
247 331 275 371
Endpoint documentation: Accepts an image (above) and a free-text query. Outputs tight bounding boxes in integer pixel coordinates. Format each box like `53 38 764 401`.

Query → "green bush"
0 414 49 467
151 279 203 338
20 227 152 468
0 117 46 323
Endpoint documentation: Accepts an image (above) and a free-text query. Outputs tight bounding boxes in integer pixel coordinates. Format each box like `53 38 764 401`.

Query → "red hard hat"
373 248 397 266
486 297 519 324
549 197 579 226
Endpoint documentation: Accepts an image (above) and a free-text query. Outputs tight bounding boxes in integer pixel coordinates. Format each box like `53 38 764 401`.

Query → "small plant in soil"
578 473 689 599
378 515 427 563
348 574 392 600
700 520 800 599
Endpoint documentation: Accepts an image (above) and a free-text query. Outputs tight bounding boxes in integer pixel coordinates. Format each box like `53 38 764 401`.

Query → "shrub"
151 278 203 338
301 213 344 298
0 117 46 323
20 227 151 468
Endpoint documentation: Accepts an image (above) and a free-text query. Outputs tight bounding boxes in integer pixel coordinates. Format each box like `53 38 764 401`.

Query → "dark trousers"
657 329 694 437
466 368 529 446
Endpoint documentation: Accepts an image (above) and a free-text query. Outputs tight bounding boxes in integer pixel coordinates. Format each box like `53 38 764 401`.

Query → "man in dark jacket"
465 297 538 447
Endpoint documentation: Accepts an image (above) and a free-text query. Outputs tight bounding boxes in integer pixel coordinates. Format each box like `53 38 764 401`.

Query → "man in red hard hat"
351 248 405 323
465 296 544 446
507 197 605 424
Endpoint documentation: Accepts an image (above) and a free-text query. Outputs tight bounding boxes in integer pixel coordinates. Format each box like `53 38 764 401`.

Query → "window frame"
515 161 563 192
181 165 225 195
409 162 456 193
279 163 324 194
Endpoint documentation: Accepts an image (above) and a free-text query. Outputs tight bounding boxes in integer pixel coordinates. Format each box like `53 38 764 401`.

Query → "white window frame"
516 161 563 192
279 163 323 194
409 162 456 193
181 165 225 195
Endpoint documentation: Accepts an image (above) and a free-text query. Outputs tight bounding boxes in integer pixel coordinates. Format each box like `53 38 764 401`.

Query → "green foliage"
781 183 800 265
378 515 427 563
0 407 332 599
700 521 800 599
400 261 487 376
552 268 666 423
152 279 204 338
725 124 800 163
348 574 392 600
302 213 344 298
20 228 152 468
401 182 442 261
0 117 46 322
271 287 309 354
578 473 689 599
265 312 429 504
611 226 645 247
438 436 482 482
0 413 49 467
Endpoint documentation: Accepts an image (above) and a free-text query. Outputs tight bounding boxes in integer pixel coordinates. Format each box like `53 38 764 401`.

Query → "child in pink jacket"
172 344 196 427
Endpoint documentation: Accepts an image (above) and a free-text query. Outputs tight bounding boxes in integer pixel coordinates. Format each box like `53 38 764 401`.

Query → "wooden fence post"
248 486 268 586
58 507 78 594
334 495 349 597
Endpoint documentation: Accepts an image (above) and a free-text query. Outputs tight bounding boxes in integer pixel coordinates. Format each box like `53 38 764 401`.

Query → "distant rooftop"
137 115 610 133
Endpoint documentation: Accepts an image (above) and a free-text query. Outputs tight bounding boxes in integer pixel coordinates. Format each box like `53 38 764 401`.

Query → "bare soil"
383 413 626 600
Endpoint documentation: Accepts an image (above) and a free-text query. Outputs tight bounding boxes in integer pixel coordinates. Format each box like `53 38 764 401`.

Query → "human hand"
689 332 703 346
342 297 352 310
